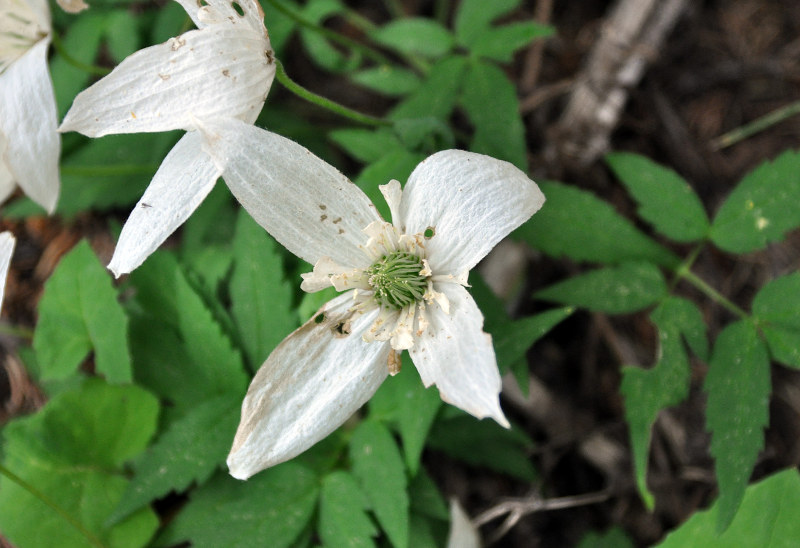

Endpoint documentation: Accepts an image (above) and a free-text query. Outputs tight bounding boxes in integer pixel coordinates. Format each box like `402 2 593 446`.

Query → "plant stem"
50 31 111 77
676 266 749 320
0 464 108 548
274 60 391 127
262 0 390 65
711 99 800 150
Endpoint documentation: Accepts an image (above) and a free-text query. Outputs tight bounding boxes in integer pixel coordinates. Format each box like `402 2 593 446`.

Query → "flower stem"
50 30 111 77
0 464 108 548
274 60 391 127
262 0 390 65
711 99 800 150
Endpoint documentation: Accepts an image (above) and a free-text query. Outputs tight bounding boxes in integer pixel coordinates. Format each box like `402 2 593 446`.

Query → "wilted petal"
60 26 273 137
107 132 221 277
446 499 482 548
175 0 266 33
399 150 544 275
0 231 14 312
0 39 60 213
409 282 509 427
228 292 389 479
202 118 382 268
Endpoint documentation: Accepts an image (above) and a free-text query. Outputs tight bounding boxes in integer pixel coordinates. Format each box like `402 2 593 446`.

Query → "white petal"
399 150 544 275
228 292 389 479
0 232 15 312
176 0 266 33
0 39 60 213
202 118 382 267
0 153 16 204
409 283 509 427
59 26 274 137
107 132 221 277
447 499 482 548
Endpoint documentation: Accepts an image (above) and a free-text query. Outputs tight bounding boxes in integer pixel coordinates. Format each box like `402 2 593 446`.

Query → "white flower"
201 118 545 480
0 231 14 311
59 0 275 277
0 0 60 212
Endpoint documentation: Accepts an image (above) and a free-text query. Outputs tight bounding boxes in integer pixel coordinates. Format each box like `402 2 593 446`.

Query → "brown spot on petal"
332 320 351 338
332 217 342 224
222 69 230 77
158 73 170 80
387 349 401 376
320 214 328 222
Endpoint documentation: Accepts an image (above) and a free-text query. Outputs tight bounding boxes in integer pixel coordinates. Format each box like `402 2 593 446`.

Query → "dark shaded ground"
1 1 799 546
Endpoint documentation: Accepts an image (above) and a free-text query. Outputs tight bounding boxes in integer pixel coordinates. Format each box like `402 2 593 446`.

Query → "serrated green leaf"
33 240 132 384
606 152 710 242
704 320 770 532
471 22 554 63
454 0 521 45
516 181 680 267
105 10 141 63
753 273 800 368
329 128 403 164
128 252 248 411
109 395 241 524
658 469 800 547
319 471 377 548
372 18 454 58
622 297 699 508
408 469 449 521
159 464 318 548
299 0 358 73
408 513 443 548
369 361 441 475
351 420 409 548
0 379 159 548
427 414 537 481
460 60 526 169
231 210 296 368
710 150 800 253
536 262 667 314
351 66 421 96
494 307 574 375
50 12 105 116
391 55 468 121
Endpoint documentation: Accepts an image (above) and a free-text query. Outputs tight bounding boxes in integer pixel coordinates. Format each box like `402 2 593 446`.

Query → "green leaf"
0 379 159 548
159 464 318 548
318 471 377 548
606 152 710 242
299 0 358 73
128 252 248 411
391 56 468 120
658 469 800 547
704 320 770 531
427 413 537 481
33 240 132 383
351 65 421 96
535 262 667 314
494 307 574 375
369 361 441 475
50 12 106 116
408 469 449 521
329 128 403 164
105 10 142 63
578 527 635 548
109 395 241 524
454 0 521 45
622 297 701 508
460 59 526 169
231 210 296 368
471 22 554 63
753 273 800 367
372 19 454 58
356 149 426 221
516 181 680 267
351 420 409 548
710 150 800 253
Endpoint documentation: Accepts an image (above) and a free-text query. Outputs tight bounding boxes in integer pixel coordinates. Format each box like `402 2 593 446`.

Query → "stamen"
366 251 428 310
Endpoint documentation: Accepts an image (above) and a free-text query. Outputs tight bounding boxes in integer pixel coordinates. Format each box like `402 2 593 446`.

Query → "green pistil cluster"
366 251 427 310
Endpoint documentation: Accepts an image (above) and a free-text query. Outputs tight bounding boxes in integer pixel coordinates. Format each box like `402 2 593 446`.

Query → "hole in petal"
314 313 325 324
231 1 245 16
197 0 208 6
332 320 351 338
424 226 435 239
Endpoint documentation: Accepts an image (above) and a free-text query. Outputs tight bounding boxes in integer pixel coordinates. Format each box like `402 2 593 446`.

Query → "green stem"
50 30 111 77
262 0 390 65
711 99 800 150
0 464 108 548
0 323 34 339
677 266 749 320
275 60 391 127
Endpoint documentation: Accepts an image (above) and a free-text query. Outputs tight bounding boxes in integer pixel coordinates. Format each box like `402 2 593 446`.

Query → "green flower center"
366 251 427 310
